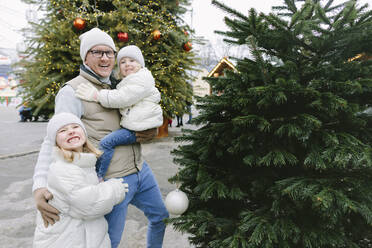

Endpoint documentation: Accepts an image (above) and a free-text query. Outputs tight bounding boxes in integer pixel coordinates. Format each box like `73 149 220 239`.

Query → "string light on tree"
73 17 86 30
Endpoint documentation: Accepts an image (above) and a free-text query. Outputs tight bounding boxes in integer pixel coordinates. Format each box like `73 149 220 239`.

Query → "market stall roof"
207 57 237 78
348 53 372 62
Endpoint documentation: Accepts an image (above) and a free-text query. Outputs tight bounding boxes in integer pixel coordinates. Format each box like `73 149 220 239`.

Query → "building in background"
192 68 210 97
207 56 236 78
0 48 21 106
192 56 237 97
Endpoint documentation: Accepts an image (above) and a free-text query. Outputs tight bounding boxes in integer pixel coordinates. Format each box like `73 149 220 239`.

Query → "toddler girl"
75 45 163 181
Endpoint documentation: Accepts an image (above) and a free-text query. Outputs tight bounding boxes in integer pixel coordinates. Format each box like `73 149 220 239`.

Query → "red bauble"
73 17 86 31
183 30 189 36
183 41 192 52
117 32 129 42
152 30 161 40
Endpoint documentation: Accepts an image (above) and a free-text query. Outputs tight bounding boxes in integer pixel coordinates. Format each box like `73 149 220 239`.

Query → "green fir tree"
16 0 195 118
170 0 372 247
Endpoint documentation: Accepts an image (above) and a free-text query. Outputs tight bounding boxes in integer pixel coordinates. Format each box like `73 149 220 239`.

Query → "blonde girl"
33 112 128 248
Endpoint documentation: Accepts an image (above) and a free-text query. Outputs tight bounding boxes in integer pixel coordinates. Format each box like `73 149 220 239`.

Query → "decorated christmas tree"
16 0 195 119
170 0 372 247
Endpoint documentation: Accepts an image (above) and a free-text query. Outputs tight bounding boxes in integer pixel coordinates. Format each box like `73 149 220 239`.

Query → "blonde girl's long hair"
58 140 102 163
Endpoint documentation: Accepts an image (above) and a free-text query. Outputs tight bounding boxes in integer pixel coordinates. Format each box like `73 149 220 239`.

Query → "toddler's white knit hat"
79 27 117 62
117 45 145 68
47 112 87 146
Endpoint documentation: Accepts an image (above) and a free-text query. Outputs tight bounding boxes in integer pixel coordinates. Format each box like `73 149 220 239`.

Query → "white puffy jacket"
33 149 126 248
98 68 163 131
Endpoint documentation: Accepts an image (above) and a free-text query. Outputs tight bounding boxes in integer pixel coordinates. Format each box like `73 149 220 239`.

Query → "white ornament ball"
165 189 189 215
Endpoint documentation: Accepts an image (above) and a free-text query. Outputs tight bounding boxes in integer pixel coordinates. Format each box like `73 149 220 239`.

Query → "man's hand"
75 83 99 102
136 128 158 143
33 188 60 228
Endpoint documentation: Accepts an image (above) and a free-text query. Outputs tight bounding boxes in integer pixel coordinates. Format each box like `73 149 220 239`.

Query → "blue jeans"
96 128 136 179
105 162 169 248
186 104 192 123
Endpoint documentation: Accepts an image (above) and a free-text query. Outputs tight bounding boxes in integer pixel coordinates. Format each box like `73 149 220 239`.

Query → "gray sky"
0 0 371 49
186 0 277 40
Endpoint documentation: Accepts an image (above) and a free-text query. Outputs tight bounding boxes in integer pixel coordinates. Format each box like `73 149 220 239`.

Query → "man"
33 27 169 248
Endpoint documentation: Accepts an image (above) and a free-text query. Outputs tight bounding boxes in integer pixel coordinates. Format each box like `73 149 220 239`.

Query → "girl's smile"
56 123 86 152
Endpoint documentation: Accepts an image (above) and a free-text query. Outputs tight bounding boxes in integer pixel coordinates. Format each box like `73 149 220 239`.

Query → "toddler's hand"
75 83 99 102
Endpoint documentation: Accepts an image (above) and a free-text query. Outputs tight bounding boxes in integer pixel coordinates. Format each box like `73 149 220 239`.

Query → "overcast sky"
186 0 277 40
0 0 371 50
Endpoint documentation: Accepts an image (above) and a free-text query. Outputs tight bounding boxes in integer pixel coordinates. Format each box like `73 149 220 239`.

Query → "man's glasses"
89 50 116 58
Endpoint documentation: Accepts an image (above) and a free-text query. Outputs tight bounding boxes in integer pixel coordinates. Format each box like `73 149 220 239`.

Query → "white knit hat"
117 45 145 68
47 112 87 146
79 27 117 62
